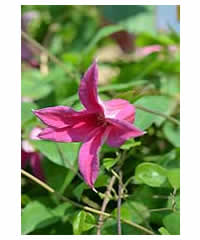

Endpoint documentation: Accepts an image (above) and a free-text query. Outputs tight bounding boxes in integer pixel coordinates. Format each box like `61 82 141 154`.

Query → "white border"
20 0 180 6
3 1 195 240
21 236 180 240
1 0 21 238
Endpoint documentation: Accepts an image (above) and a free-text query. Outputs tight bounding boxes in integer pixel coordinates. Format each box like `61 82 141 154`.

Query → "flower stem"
21 169 155 235
117 170 123 234
96 175 116 235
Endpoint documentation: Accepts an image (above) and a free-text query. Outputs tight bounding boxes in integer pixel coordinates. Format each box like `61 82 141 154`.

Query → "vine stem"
97 151 126 235
117 170 123 234
21 31 76 78
21 169 155 235
96 175 116 235
135 104 180 126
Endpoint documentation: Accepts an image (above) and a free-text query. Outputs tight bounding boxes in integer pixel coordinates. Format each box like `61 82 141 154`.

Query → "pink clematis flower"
33 60 145 188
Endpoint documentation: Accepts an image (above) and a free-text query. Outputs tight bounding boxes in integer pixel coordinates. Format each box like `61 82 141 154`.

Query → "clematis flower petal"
103 99 135 123
33 107 95 128
38 120 99 143
78 60 104 114
79 127 108 188
106 118 145 147
30 153 45 181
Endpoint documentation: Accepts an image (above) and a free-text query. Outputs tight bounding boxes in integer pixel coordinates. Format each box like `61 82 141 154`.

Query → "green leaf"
52 202 74 220
73 211 95 235
130 185 158 209
73 211 86 235
103 157 118 170
21 201 56 234
134 96 174 130
31 141 80 169
84 25 125 54
21 70 52 100
101 218 143 235
143 149 178 168
21 102 38 127
120 139 141 150
42 158 74 192
163 212 180 235
21 200 75 235
21 194 31 206
158 227 170 235
112 200 150 224
167 169 180 190
73 182 87 201
135 162 167 187
94 174 110 187
163 122 180 147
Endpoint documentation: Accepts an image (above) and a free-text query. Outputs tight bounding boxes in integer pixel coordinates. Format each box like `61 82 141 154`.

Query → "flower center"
97 114 107 126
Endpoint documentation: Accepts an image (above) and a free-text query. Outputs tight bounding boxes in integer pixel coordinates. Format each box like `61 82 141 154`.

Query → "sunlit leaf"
163 122 180 147
167 169 180 190
135 162 167 187
21 201 56 234
103 157 118 170
73 211 95 235
31 140 80 169
158 227 170 235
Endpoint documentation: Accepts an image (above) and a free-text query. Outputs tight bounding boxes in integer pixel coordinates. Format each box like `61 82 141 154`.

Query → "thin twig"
96 175 116 235
97 151 128 235
135 104 180 126
117 170 123 235
21 31 76 78
122 219 154 234
21 169 155 235
149 208 173 213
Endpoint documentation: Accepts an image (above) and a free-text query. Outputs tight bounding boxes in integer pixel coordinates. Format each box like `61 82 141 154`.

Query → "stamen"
96 114 107 126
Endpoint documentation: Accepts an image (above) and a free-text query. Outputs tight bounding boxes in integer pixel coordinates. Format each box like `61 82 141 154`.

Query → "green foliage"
134 96 174 130
73 211 96 235
103 157 118 170
31 141 80 169
163 122 180 147
163 212 180 235
22 201 57 234
22 201 74 234
22 71 52 100
135 163 168 187
167 169 180 190
84 25 125 54
21 102 38 127
21 5 180 236
113 200 150 224
158 227 170 235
